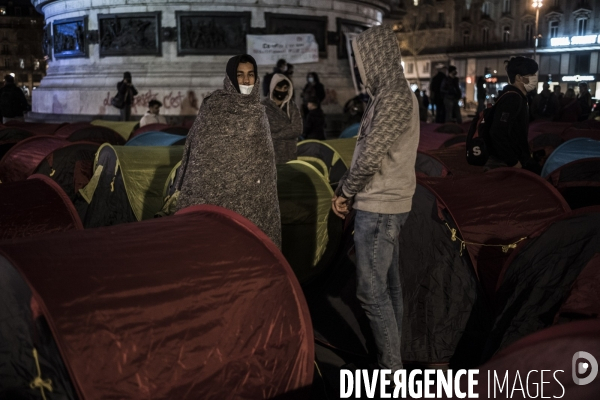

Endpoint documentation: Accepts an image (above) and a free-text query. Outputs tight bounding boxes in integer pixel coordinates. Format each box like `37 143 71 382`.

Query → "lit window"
407 63 414 74
30 19 37 24
0 7 5 15
503 26 510 43
423 62 429 73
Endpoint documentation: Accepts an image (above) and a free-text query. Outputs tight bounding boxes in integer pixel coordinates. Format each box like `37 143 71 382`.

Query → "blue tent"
125 131 186 147
339 123 360 138
541 137 600 177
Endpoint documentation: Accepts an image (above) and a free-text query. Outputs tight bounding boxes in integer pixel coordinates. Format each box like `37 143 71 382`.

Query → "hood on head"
351 25 405 97
270 73 293 105
226 54 258 94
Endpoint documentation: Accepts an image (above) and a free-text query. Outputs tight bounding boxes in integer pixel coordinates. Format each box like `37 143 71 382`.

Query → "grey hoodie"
175 75 282 248
339 25 420 214
261 74 303 164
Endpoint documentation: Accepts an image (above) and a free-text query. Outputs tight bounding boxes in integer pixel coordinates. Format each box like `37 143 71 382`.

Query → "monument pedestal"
31 0 389 120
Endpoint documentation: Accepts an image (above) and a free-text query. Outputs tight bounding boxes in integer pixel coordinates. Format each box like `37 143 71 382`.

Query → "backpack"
466 91 521 166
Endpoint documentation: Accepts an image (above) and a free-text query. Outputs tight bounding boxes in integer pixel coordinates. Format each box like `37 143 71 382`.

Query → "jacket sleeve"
290 102 303 139
18 88 29 112
341 85 414 198
488 94 523 167
316 84 326 103
131 85 138 97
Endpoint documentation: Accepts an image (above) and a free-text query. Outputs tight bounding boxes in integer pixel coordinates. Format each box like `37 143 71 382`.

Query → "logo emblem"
572 351 598 385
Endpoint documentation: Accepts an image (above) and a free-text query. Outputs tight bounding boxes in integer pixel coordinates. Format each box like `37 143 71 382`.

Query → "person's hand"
332 195 352 219
514 161 522 168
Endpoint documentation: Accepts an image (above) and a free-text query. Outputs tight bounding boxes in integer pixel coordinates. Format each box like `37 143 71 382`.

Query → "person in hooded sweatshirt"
331 26 420 373
262 73 302 164
174 54 281 248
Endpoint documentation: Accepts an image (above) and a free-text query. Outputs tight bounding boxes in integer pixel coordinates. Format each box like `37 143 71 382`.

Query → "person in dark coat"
430 68 446 123
262 58 287 97
116 72 138 121
0 75 29 123
302 97 326 140
556 88 582 123
301 72 326 116
175 54 281 248
483 56 541 174
578 82 592 120
262 73 302 164
440 65 462 123
476 76 487 114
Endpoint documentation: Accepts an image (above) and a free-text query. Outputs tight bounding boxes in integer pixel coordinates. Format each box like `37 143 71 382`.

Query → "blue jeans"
354 210 409 371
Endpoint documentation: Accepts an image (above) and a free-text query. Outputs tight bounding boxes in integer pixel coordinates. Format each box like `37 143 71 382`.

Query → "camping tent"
307 169 570 373
0 127 33 161
0 175 82 240
484 208 600 360
125 131 186 147
277 160 342 283
90 120 138 140
53 122 94 138
424 145 484 176
541 138 600 177
561 127 600 142
297 140 347 187
130 123 170 138
448 320 600 399
0 205 313 399
79 144 184 227
547 158 600 209
3 121 67 136
325 138 357 168
65 126 126 145
0 136 69 183
339 123 360 138
415 151 449 177
34 142 101 201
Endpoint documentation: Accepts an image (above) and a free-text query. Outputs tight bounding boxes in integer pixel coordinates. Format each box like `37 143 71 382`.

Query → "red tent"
53 122 95 139
424 145 485 176
3 121 68 135
0 205 313 399
555 253 600 323
562 127 600 142
420 168 570 298
0 136 70 182
65 125 125 145
0 175 82 240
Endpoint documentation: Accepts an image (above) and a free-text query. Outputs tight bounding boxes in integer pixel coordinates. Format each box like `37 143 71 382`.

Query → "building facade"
0 0 45 99
388 0 600 106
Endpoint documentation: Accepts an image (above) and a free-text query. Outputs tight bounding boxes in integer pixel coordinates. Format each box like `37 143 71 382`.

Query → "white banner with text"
246 34 319 66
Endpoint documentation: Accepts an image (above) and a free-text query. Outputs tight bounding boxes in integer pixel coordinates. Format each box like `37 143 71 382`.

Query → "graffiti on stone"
53 17 87 59
102 90 207 115
98 13 161 57
177 12 250 55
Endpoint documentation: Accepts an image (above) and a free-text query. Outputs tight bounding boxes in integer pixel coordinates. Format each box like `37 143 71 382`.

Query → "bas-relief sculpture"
177 12 250 55
53 17 87 59
98 13 161 57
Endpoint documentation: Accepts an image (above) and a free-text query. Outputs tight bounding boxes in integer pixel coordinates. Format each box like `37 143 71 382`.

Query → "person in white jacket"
139 99 167 127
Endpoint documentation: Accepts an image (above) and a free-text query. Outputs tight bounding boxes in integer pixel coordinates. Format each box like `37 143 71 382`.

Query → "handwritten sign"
247 34 319 66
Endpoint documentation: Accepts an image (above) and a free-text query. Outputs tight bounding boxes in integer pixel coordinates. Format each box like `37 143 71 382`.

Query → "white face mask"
239 85 254 95
523 74 538 92
308 77 315 84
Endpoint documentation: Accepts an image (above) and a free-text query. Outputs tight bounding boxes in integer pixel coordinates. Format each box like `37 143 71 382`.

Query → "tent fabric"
0 256 77 400
528 121 573 135
555 253 600 323
296 140 347 187
450 320 600 399
0 136 69 183
441 134 467 148
0 205 314 399
34 142 100 201
548 158 600 209
162 126 189 136
420 169 570 299
125 131 187 147
529 131 564 151
324 138 357 168
297 156 329 181
53 122 94 138
415 151 448 177
418 130 462 151
81 144 184 225
90 119 138 140
541 137 600 177
486 209 600 359
0 127 33 143
424 145 485 176
130 123 170 139
339 123 360 138
561 127 600 142
0 175 82 240
433 123 465 134
66 126 126 145
277 160 342 283
3 121 68 136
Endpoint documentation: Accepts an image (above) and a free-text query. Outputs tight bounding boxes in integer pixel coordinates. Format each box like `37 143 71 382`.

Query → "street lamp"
532 0 543 58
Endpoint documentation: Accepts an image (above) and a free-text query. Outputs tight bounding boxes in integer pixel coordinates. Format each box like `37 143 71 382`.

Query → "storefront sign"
562 75 595 82
246 34 319 66
551 35 598 47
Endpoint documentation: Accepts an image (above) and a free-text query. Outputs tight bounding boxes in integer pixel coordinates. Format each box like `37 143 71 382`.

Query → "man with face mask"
174 54 282 248
262 74 302 164
483 56 541 174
